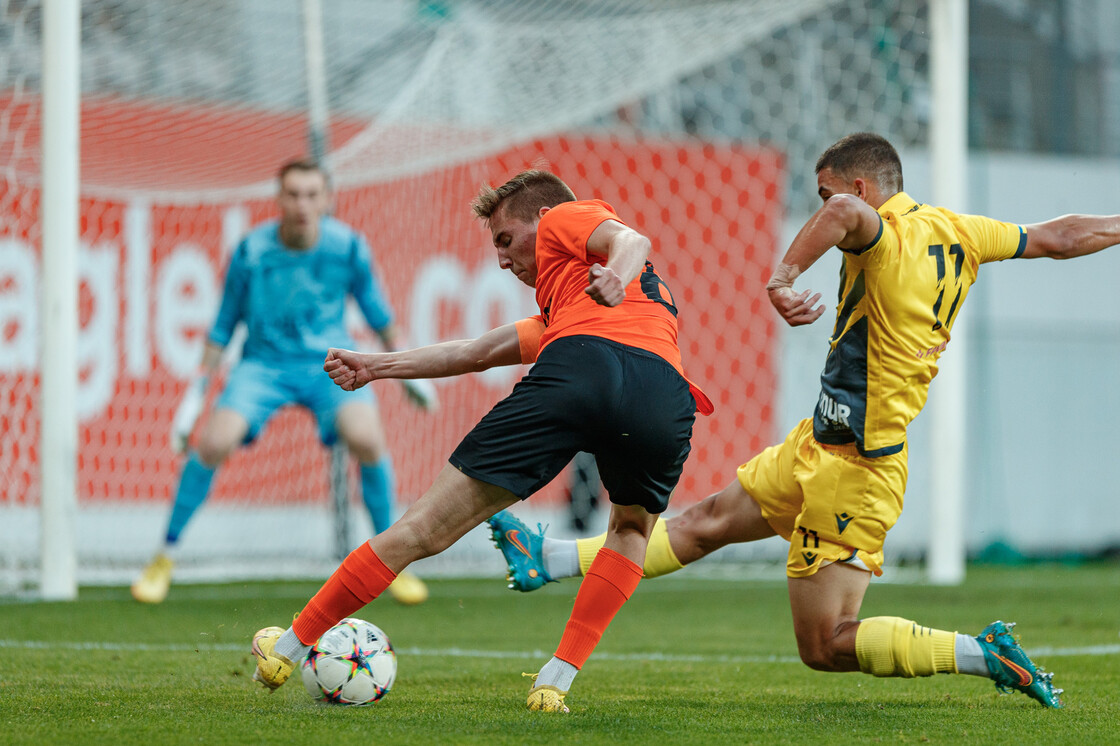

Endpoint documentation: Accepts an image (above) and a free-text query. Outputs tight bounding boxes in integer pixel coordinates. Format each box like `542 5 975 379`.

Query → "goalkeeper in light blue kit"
132 159 435 605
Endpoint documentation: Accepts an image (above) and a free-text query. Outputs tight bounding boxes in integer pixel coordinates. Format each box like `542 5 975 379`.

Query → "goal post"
927 0 969 586
301 0 331 166
38 0 81 601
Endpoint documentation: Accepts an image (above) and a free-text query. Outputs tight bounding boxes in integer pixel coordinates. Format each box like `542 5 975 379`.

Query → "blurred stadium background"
1 0 1118 595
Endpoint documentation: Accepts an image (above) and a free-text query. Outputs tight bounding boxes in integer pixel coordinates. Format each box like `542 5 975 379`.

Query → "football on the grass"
301 618 396 705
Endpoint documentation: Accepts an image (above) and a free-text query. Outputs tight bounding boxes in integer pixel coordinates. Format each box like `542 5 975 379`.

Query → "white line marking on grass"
1027 644 1120 657
0 638 798 663
2 639 1118 662
395 647 806 664
0 639 247 652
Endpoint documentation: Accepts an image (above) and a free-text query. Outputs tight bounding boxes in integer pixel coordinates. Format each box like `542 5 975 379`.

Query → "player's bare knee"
794 622 854 672
196 435 236 467
347 437 384 464
795 637 844 672
337 423 385 464
335 406 386 462
797 648 831 672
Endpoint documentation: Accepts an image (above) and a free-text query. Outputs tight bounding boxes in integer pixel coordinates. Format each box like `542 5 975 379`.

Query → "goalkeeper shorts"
216 358 373 445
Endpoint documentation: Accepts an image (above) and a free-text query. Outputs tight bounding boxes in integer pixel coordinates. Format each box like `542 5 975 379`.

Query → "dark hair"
471 169 577 224
278 158 329 187
815 133 903 194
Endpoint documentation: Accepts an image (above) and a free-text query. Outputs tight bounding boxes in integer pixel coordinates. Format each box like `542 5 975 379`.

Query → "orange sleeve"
514 316 545 364
538 200 623 261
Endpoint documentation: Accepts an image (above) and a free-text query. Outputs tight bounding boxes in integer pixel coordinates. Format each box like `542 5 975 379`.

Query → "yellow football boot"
387 570 429 605
523 673 569 713
131 553 173 604
251 626 294 691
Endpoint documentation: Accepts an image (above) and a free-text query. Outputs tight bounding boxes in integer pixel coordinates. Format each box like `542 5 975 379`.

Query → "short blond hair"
471 170 577 225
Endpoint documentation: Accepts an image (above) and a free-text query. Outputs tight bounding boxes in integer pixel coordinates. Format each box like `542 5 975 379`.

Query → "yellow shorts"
736 418 908 578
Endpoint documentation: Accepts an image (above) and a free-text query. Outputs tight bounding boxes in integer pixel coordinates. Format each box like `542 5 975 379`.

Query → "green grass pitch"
2 563 1117 745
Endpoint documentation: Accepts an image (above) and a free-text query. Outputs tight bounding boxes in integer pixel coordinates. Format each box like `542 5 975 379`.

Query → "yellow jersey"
813 192 1026 456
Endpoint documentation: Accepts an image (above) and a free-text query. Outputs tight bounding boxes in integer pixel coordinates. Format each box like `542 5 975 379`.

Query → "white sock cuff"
275 628 311 663
535 657 579 691
542 537 581 579
954 633 988 677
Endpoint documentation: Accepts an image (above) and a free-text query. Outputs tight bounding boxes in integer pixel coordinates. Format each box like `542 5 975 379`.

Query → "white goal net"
0 0 932 590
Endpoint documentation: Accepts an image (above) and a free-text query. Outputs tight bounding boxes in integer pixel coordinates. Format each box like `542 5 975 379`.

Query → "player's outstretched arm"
367 322 439 410
324 322 523 390
1020 213 1120 260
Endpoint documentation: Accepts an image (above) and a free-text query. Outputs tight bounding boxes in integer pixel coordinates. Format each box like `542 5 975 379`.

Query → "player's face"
277 170 331 248
816 167 859 204
489 204 542 287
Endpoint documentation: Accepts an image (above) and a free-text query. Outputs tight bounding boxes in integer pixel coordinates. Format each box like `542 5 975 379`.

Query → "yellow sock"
575 533 604 577
575 518 683 578
641 518 684 577
855 616 958 677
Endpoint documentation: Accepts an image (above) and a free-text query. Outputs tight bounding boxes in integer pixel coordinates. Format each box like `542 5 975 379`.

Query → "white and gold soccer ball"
301 618 397 705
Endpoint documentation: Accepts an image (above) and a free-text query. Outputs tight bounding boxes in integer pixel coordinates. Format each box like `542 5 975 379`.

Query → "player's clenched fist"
324 348 370 391
584 263 625 307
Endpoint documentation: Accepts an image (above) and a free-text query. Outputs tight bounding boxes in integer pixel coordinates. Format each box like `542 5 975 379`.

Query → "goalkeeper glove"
170 375 208 454
401 378 438 411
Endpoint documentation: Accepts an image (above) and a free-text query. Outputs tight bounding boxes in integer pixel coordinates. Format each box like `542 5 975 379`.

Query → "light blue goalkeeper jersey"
208 217 393 363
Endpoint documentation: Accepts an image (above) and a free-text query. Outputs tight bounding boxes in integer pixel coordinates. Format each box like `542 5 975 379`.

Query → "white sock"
534 657 579 691
274 628 311 663
954 633 989 677
542 538 580 579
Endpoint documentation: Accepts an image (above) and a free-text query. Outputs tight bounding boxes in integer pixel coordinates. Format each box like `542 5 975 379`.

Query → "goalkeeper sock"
575 518 681 578
855 616 958 677
359 458 395 535
292 541 396 645
165 453 216 544
554 547 643 668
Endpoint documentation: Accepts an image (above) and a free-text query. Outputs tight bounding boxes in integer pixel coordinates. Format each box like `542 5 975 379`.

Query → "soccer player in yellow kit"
489 132 1120 708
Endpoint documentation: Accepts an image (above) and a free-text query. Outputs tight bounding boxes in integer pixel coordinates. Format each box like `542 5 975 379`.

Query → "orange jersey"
532 200 681 363
514 200 713 415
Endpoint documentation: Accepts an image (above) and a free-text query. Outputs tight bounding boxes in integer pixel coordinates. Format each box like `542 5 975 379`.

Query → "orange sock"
292 542 396 644
554 547 643 668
